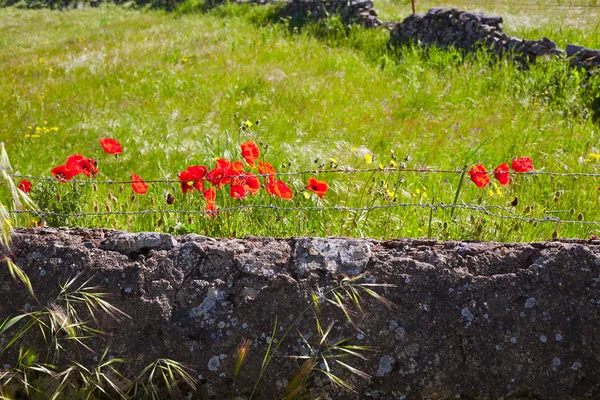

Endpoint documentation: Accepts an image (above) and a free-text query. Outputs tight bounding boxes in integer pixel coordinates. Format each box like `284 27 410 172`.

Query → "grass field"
1 1 600 240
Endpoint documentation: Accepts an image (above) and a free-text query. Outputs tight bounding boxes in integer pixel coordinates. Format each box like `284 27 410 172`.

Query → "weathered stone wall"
390 7 600 71
2 228 600 399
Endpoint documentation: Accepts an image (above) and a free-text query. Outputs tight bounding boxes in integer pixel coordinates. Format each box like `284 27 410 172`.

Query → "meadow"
1 0 600 240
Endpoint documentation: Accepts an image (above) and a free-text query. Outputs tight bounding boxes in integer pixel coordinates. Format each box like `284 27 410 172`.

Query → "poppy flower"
232 161 245 174
493 162 510 186
468 164 490 188
230 184 248 199
178 166 207 194
99 138 123 155
257 161 276 182
51 164 80 182
207 158 240 188
205 201 218 218
267 180 293 200
241 141 260 167
131 173 148 195
306 177 328 198
512 157 534 173
66 154 98 177
243 173 261 195
203 187 216 202
18 179 32 193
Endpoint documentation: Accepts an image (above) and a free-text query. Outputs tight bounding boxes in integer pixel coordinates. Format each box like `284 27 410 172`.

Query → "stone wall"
389 7 600 71
2 228 600 399
285 0 382 28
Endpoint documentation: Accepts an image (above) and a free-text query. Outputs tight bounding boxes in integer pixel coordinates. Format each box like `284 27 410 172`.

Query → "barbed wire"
7 167 600 185
9 203 600 226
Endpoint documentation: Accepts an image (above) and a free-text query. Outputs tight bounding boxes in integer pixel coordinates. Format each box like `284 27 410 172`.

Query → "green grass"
1 2 600 241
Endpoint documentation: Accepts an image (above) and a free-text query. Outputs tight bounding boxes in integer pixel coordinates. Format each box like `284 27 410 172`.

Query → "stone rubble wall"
2 228 600 399
389 7 600 70
287 0 382 27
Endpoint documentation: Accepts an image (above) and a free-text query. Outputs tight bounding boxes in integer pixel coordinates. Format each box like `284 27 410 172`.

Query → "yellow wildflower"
588 153 600 161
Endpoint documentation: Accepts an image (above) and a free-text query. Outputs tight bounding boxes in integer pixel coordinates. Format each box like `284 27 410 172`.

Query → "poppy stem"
427 195 435 238
450 168 466 219
351 169 377 232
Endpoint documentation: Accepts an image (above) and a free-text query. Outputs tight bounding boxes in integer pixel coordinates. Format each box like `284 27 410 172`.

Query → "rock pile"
567 44 600 71
282 0 383 27
390 8 564 64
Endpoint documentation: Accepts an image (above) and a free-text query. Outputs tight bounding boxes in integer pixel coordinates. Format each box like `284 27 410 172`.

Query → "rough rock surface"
2 228 600 399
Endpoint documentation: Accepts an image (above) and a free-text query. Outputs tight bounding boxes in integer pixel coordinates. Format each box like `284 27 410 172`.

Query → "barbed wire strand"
9 203 600 226
7 167 600 185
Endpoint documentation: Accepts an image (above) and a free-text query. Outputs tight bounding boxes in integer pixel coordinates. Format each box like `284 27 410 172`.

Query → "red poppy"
66 154 98 177
243 173 261 195
131 173 148 194
205 201 218 218
203 187 216 202
493 162 510 186
18 179 32 193
99 138 123 155
206 159 236 188
267 180 293 200
178 166 207 194
232 161 244 175
257 161 276 181
230 184 248 199
468 164 490 188
306 177 328 198
51 164 80 182
241 141 260 167
512 157 534 173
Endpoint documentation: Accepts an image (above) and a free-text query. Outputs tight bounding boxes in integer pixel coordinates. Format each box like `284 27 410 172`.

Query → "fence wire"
9 203 600 226
6 168 600 227
8 167 600 186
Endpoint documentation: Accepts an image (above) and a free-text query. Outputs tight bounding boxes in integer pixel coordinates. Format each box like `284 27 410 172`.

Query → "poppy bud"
56 192 61 201
106 204 111 212
151 197 156 206
514 223 520 232
570 208 575 215
552 230 558 239
94 203 99 213
166 193 175 205
130 194 136 202
93 184 98 192
577 213 583 221
524 206 531 214
443 221 448 230
157 218 163 227
188 217 193 225
510 196 518 206
554 191 560 202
